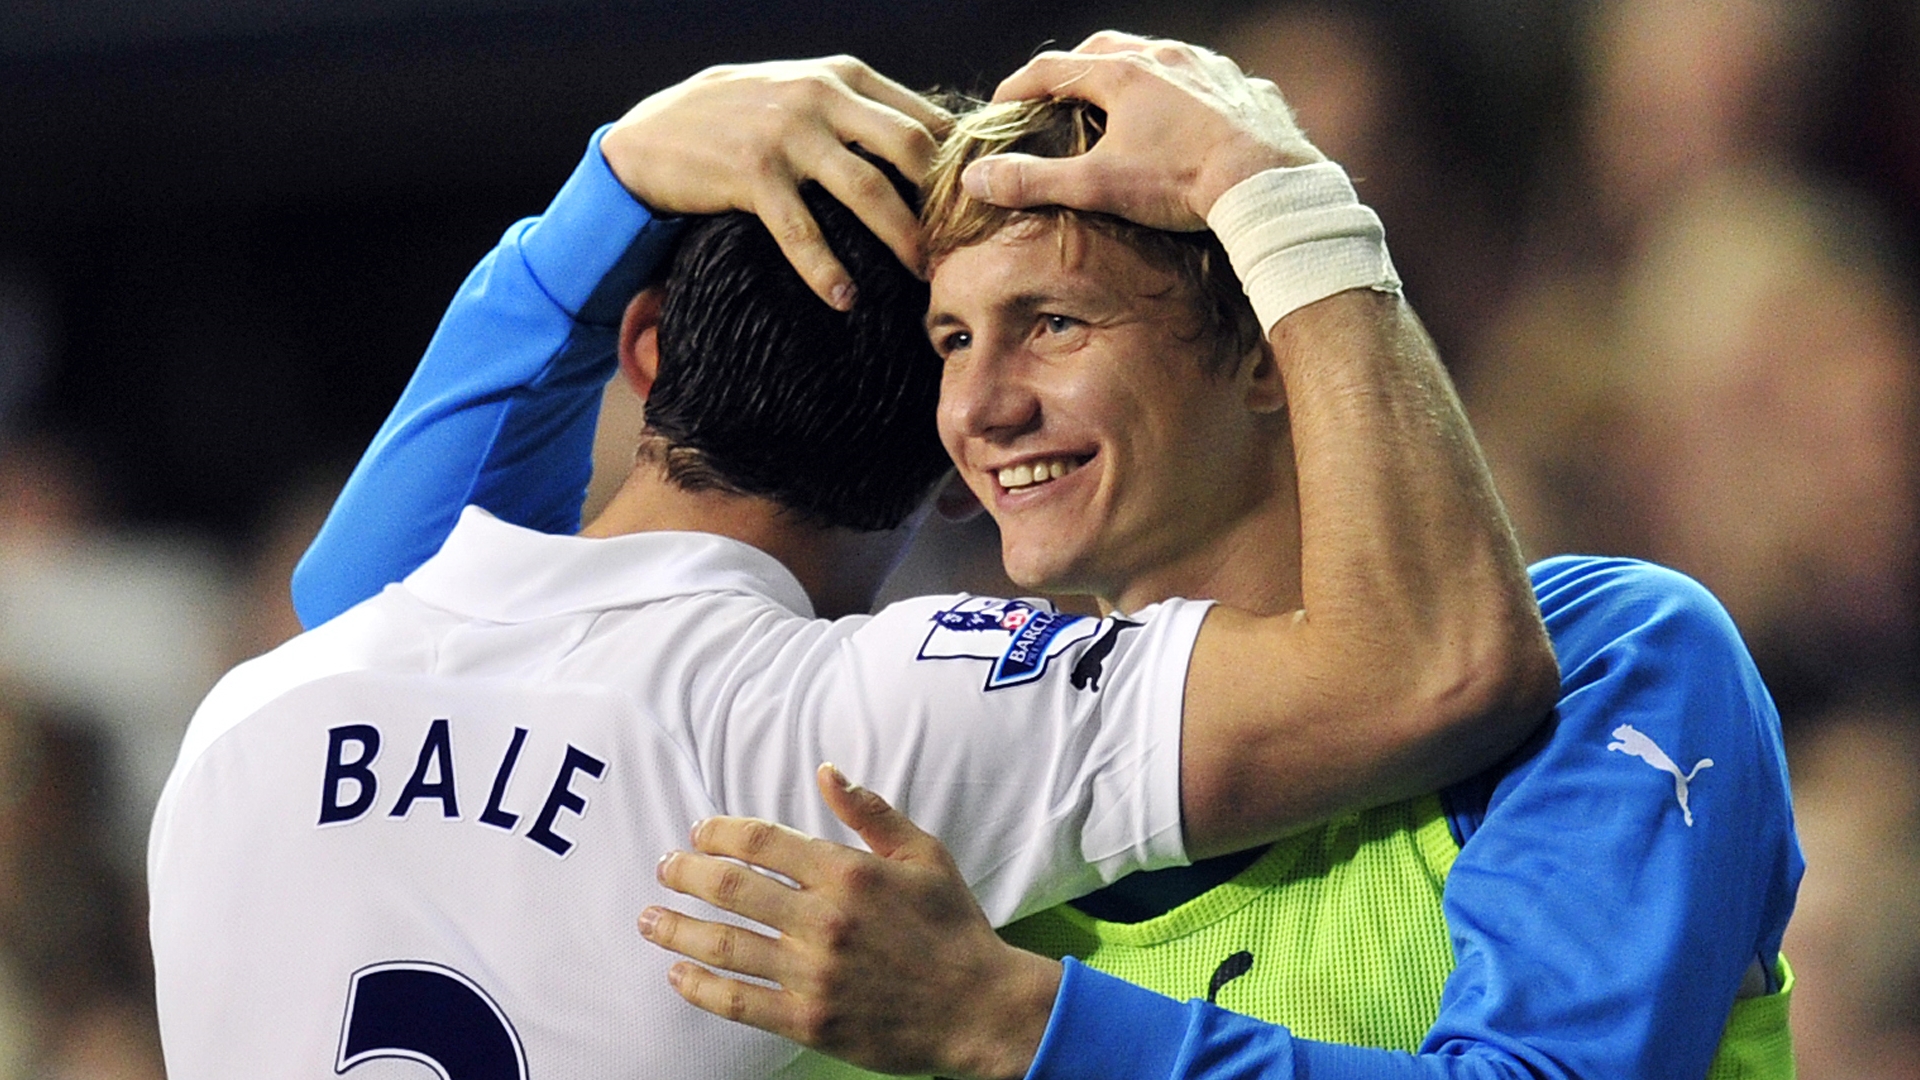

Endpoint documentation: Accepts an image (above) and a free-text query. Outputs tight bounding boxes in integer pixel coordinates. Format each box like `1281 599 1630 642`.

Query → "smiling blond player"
641 37 1800 1080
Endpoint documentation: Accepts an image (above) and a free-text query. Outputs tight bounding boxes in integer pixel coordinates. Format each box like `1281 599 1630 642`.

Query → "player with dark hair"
151 57 1555 1078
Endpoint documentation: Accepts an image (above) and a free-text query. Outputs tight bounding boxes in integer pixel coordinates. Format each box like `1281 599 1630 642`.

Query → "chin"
999 542 1062 594
1000 560 1052 594
1000 540 1095 598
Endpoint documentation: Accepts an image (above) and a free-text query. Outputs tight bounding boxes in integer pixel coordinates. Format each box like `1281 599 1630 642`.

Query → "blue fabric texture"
290 125 683 628
1027 557 1802 1080
1033 960 1197 1080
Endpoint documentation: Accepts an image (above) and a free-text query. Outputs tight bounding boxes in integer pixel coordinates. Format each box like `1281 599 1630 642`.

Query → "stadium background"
0 0 1915 1074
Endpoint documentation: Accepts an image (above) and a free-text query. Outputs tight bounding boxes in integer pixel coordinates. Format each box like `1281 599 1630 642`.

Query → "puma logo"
1206 950 1254 1004
1069 617 1142 691
1606 724 1713 826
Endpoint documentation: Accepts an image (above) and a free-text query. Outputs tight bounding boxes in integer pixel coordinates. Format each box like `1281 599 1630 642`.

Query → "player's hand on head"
639 764 1058 1080
601 56 952 309
967 31 1325 231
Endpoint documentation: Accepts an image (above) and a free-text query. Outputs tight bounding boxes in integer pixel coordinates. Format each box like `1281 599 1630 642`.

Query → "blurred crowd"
2 0 1917 1075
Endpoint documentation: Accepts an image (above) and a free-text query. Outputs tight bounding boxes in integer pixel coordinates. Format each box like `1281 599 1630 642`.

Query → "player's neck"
582 462 918 618
1109 498 1303 617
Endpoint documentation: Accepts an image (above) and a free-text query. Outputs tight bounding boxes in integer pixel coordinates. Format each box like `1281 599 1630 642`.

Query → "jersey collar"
402 506 817 622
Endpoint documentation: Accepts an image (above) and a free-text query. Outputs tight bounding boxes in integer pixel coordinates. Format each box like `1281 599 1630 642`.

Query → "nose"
938 344 1041 447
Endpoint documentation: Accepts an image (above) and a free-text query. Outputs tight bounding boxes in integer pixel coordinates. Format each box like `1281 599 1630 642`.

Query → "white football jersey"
149 508 1206 1079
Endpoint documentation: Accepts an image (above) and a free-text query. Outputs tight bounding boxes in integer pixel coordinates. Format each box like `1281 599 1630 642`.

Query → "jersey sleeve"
1029 962 1446 1080
675 594 1212 927
290 125 685 629
1026 557 1803 1080
1419 556 1802 1077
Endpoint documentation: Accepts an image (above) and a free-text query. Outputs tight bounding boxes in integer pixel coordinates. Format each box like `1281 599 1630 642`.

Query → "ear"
618 286 667 401
933 470 986 522
1240 340 1286 415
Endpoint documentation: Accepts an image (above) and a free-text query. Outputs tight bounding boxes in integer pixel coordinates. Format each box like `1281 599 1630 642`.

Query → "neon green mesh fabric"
1001 794 1459 1048
1003 791 1794 1077
798 792 1794 1078
1708 957 1796 1080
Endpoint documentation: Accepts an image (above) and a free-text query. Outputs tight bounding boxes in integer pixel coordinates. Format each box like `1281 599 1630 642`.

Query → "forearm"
1274 287 1553 798
1183 287 1555 853
1028 961 1523 1080
291 126 681 627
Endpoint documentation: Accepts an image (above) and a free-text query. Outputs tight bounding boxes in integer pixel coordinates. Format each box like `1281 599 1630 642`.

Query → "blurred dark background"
4 0 1915 543
1 0 1142 536
1 1 1917 1075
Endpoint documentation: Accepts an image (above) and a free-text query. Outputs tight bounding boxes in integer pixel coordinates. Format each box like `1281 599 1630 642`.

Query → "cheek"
1129 384 1249 492
1045 359 1141 435
934 399 964 459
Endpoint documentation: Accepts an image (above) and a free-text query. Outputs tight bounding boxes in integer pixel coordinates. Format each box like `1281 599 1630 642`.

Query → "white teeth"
997 458 1081 491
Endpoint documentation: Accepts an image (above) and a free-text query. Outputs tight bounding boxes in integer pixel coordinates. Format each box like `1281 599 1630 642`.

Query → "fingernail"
690 818 709 845
961 161 992 202
656 851 676 883
638 907 661 938
824 762 856 792
831 281 857 310
667 964 685 990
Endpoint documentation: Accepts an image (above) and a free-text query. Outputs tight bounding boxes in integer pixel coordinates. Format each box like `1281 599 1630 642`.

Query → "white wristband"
1206 162 1401 334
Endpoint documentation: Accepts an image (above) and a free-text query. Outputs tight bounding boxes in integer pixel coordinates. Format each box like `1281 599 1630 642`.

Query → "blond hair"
922 97 1264 371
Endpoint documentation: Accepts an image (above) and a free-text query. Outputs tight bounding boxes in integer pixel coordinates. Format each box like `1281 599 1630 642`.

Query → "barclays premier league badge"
918 598 1100 691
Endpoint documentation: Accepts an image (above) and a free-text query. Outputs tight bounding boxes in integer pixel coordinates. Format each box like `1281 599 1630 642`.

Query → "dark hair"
642 162 947 532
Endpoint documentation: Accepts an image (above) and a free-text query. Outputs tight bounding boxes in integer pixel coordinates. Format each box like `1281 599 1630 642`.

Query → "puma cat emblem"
1606 724 1713 827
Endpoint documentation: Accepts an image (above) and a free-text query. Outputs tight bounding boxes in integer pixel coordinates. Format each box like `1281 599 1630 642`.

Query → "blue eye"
1043 314 1077 334
937 330 972 354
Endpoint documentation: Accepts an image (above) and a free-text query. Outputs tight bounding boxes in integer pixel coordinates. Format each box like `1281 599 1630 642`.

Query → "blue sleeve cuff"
1028 959 1190 1080
517 123 686 324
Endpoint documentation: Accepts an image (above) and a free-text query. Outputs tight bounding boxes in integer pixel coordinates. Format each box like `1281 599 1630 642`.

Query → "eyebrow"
924 292 1070 334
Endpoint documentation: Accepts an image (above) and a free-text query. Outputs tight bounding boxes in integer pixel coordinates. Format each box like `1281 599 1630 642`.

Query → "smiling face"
929 217 1285 609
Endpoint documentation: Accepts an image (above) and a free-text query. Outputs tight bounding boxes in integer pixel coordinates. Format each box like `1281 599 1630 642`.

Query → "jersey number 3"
337 961 529 1080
